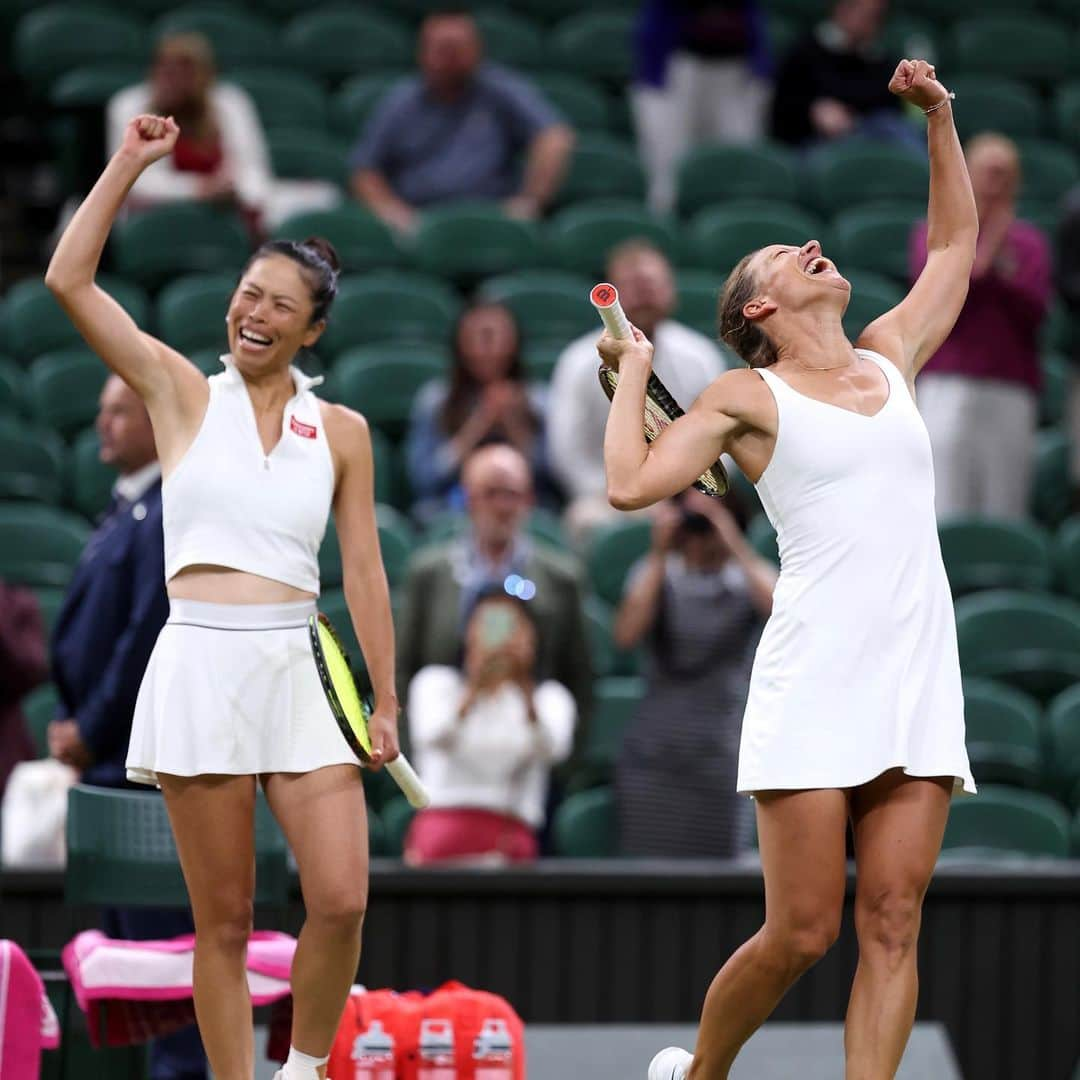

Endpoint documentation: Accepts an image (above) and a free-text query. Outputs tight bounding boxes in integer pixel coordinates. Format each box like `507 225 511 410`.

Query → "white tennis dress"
736 349 976 795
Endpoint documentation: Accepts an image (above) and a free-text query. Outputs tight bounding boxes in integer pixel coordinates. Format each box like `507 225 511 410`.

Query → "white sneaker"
648 1046 693 1080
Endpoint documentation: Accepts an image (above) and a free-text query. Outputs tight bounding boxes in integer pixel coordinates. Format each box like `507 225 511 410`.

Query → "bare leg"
688 788 849 1080
844 769 953 1080
263 765 368 1080
158 773 257 1080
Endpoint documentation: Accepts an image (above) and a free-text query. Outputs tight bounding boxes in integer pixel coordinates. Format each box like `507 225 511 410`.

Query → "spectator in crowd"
911 133 1052 520
549 240 727 542
614 490 775 857
770 0 919 151
397 444 592 740
404 587 576 865
48 375 207 1080
1056 187 1080 505
0 582 48 800
632 0 772 212
406 301 556 523
349 10 575 233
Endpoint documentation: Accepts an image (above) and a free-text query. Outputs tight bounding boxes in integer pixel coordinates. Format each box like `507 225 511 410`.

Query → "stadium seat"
586 518 653 607
21 683 58 758
226 68 328 132
843 269 904 341
547 200 682 279
318 515 345 589
807 140 929 218
380 795 415 857
33 585 66 636
1055 516 1080 602
676 141 800 219
521 339 565 381
27 349 108 439
689 201 824 277
747 514 779 565
267 128 349 187
949 15 1076 86
320 274 459 354
954 589 1080 701
414 204 544 283
367 423 407 509
940 785 1070 858
1041 352 1070 428
155 273 234 355
1031 429 1072 528
1045 685 1080 809
937 517 1054 595
112 204 251 288
550 11 633 84
947 75 1043 141
478 270 595 342
375 504 415 590
1016 139 1080 208
530 73 613 132
282 10 412 82
152 5 279 70
5 275 150 362
0 421 66 504
0 501 91 587
0 356 21 418
557 133 647 205
830 203 924 282
585 676 645 770
673 269 724 341
553 785 619 856
13 5 147 92
878 14 940 65
331 72 408 138
902 0 1017 18
961 677 1043 789
1054 82 1080 152
49 63 143 108
69 426 113 520
274 206 406 273
583 595 641 679
473 9 545 69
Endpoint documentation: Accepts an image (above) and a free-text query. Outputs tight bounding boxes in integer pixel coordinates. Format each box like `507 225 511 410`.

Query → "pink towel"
0 940 60 1080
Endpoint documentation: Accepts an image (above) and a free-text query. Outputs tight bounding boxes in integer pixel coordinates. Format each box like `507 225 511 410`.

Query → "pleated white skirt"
126 599 357 787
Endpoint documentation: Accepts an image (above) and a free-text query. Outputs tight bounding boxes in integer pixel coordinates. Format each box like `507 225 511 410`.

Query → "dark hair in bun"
243 235 341 324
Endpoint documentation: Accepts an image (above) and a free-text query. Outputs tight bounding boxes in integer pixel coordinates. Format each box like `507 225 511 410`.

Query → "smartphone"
478 606 517 648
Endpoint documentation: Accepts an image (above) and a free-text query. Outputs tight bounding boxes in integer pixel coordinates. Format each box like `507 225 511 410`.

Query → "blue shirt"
349 64 562 206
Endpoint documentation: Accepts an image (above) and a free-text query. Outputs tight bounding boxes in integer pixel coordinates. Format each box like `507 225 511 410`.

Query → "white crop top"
163 355 335 594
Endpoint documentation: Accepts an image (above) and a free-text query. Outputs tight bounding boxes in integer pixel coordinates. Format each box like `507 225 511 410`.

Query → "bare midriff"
167 564 316 605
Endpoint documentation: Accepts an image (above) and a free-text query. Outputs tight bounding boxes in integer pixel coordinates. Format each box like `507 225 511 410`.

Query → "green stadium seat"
747 513 779 565
586 517 653 607
0 421 66 504
321 274 459 354
550 11 633 83
547 200 682 279
1042 300 1074 355
1040 352 1070 428
557 133 646 205
414 204 544 283
283 10 412 82
474 8 545 69
326 344 445 439
676 141 800 219
69 426 113 520
937 517 1054 595
553 785 618 856
318 515 345 589
940 785 1070 858
585 676 644 770
27 349 108 439
5 276 150 362
1054 82 1080 152
583 594 640 679
274 206 406 273
1055 516 1080 601
33 585 66 636
530 73 613 132
187 348 226 376
521 339 565 381
844 269 904 341
961 677 1044 789
1016 139 1080 208
375 504 415 589
830 203 924 282
807 140 929 218
500 0 602 21
902 0 1017 19
947 75 1043 142
112 204 251 288
0 501 90 586
950 15 1077 86
478 270 595 341
1031 429 1072 528
367 423 406 509
689 200 824 276
0 356 22 418
879 14 940 65
49 63 143 108
954 589 1080 700
366 804 388 857
765 12 800 67
155 273 233 355
331 72 408 139
380 795 415 857
267 129 349 187
21 682 58 758
152 5 279 70
226 68 328 132
673 269 723 341
1045 684 1080 809
13 5 146 91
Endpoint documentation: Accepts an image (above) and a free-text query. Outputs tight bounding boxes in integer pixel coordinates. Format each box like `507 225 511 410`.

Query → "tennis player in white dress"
601 61 977 1080
46 115 399 1080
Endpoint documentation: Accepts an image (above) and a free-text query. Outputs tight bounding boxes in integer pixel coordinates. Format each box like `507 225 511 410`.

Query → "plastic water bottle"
473 1017 514 1080
351 1019 395 1080
417 1018 456 1080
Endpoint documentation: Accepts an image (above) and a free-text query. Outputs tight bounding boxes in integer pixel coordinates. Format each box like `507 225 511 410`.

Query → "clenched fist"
888 58 949 113
118 113 180 170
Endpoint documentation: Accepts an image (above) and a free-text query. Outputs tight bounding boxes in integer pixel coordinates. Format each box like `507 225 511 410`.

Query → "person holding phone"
404 588 576 865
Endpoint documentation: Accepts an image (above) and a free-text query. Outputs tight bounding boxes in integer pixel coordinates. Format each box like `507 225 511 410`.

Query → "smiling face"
456 304 519 384
225 255 325 375
744 240 851 322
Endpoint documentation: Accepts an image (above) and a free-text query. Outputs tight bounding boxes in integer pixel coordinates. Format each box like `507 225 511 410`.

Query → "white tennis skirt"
126 599 358 787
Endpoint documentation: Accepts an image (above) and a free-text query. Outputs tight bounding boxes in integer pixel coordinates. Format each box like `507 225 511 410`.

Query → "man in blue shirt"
350 10 575 232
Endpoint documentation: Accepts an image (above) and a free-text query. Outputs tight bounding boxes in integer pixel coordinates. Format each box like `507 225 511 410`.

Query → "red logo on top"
290 415 317 439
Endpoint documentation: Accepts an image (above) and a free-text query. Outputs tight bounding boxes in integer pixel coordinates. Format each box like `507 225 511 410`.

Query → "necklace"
789 354 856 373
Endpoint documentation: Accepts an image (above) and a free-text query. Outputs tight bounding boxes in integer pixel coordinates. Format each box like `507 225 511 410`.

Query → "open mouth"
804 256 832 277
238 328 273 348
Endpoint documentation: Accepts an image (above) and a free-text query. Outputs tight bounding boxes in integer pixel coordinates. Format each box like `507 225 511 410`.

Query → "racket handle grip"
386 754 430 809
590 282 633 339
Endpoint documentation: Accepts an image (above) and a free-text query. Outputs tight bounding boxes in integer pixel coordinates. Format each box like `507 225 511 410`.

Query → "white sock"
283 1045 329 1078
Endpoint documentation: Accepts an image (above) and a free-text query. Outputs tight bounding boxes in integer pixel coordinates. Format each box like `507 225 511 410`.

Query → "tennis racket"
308 612 430 809
591 282 729 498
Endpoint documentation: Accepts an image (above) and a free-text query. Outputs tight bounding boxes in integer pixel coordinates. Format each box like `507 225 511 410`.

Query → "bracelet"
923 92 955 116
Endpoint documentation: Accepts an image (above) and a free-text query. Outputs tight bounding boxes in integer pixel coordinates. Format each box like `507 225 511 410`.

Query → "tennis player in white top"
602 62 978 1080
47 115 398 1080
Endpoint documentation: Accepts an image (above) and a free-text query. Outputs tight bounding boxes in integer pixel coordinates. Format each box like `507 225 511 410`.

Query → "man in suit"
398 444 593 751
48 374 207 1080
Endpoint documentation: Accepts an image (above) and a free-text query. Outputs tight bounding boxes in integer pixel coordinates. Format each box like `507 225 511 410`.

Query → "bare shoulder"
320 399 371 451
698 366 774 426
855 324 912 380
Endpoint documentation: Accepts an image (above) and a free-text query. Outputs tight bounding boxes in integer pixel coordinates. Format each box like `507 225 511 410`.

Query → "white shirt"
547 319 728 500
408 666 576 828
114 461 161 504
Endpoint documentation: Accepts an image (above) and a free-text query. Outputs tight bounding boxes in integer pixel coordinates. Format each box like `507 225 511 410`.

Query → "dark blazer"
51 480 169 787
